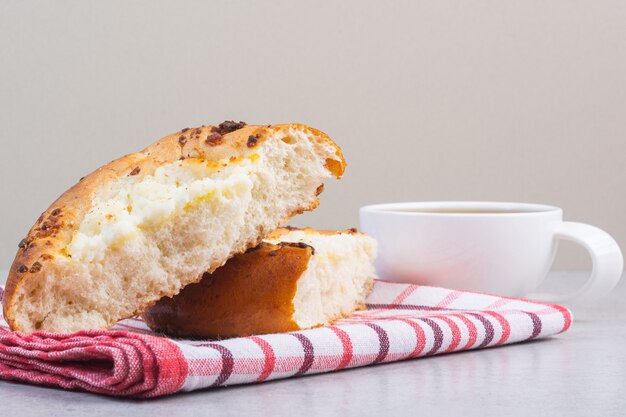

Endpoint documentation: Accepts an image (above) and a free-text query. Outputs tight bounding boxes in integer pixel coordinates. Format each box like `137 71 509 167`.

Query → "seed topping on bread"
29 262 42 273
280 241 315 254
211 120 247 135
247 134 259 148
206 133 223 146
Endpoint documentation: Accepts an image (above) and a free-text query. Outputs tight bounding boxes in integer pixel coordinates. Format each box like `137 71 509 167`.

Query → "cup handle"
529 222 623 304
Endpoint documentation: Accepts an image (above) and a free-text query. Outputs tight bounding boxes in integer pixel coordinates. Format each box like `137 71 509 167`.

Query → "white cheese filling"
68 156 258 263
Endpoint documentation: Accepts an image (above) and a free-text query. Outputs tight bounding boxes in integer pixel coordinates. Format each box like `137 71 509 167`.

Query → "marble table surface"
1 271 624 416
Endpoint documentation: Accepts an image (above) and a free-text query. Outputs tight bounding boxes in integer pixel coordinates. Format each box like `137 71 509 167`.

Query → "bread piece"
4 122 345 333
142 228 377 338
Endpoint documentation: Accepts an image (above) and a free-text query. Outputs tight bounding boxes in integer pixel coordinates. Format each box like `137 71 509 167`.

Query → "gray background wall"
1 0 624 270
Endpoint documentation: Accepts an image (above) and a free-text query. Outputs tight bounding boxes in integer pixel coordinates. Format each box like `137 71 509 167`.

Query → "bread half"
142 228 377 338
4 122 345 333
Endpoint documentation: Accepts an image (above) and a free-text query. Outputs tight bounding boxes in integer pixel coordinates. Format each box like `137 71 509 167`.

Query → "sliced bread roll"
142 228 377 338
3 122 345 333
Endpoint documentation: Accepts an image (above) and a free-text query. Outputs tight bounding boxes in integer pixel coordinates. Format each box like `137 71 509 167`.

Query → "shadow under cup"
359 202 567 298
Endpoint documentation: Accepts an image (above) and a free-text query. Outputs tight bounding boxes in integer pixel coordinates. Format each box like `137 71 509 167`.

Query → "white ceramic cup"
359 201 623 303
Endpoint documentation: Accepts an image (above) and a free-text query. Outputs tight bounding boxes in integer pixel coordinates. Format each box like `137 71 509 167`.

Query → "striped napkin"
0 280 572 398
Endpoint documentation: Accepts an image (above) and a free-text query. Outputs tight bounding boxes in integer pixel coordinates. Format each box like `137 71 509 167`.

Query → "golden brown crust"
3 122 346 331
142 242 312 338
142 227 369 339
